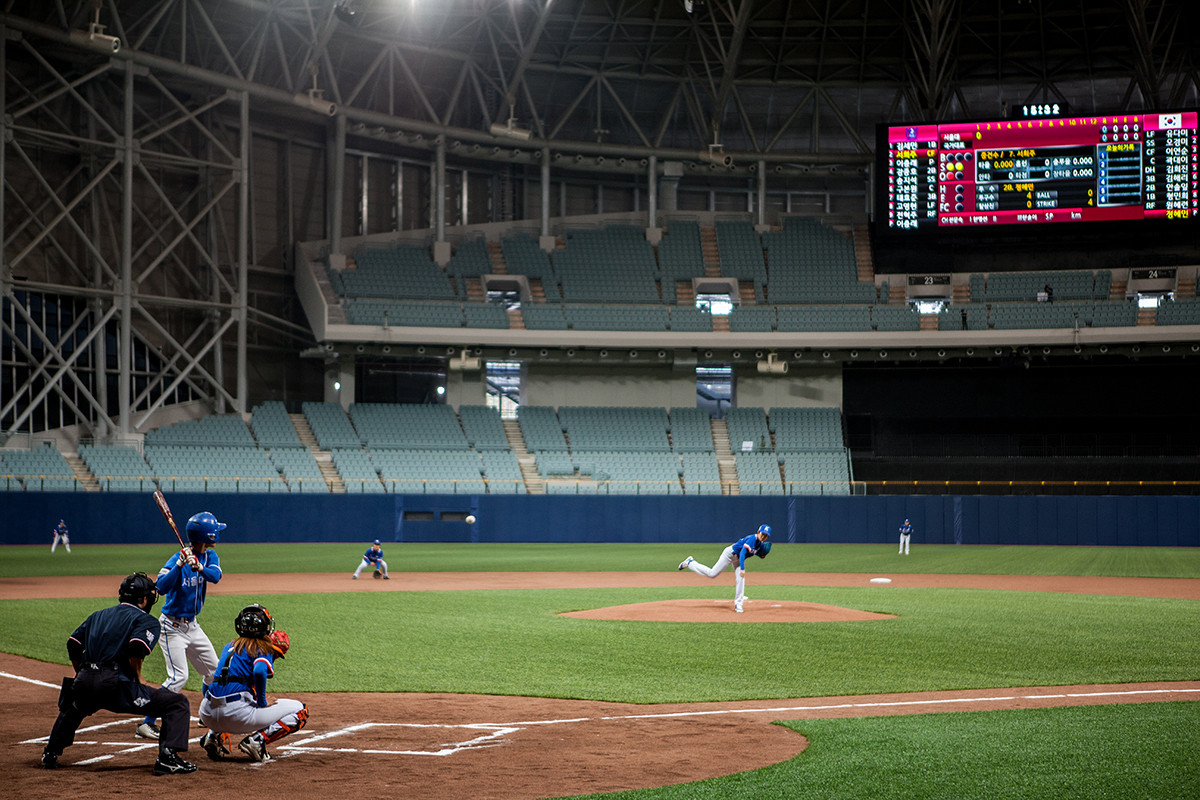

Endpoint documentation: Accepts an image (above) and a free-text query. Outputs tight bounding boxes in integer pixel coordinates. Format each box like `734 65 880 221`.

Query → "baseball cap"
373 539 381 545
757 524 771 538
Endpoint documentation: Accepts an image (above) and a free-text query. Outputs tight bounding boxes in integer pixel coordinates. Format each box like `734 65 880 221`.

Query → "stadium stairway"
853 224 874 283
65 453 100 492
290 413 344 492
710 418 739 495
700 226 721 277
503 418 544 494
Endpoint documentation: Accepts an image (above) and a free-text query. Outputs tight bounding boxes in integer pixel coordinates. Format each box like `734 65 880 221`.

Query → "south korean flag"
1157 113 1182 129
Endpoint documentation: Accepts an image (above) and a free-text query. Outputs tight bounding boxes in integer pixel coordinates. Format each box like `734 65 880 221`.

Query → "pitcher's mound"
560 598 896 623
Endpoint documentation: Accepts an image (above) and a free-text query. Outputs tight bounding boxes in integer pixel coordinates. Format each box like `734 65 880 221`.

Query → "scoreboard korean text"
882 111 1199 231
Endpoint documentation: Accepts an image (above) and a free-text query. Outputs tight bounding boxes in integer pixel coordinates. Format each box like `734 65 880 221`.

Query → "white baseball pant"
199 692 306 739
158 614 219 693
52 534 70 553
353 558 388 578
899 533 911 555
687 545 746 611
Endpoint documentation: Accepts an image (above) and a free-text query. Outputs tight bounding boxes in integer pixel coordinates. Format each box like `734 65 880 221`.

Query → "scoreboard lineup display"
884 111 1199 231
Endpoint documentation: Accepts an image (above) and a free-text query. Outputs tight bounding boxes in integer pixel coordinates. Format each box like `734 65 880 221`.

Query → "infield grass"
566 702 1200 800
2 542 1199 578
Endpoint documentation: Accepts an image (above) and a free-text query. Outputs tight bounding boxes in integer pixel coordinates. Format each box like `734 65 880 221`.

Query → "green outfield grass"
2 542 1200 578
3 585 1197 702
567 702 1200 800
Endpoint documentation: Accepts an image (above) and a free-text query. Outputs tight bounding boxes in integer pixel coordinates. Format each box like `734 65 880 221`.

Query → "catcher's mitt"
372 569 382 579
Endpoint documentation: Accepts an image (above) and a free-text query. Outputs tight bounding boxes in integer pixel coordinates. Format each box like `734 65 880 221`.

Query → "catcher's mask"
235 604 275 638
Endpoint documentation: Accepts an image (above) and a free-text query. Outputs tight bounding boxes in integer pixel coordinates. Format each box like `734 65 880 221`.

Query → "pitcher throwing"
678 524 772 613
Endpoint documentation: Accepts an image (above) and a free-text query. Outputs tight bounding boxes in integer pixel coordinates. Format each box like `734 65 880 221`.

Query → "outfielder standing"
137 511 225 741
899 518 913 555
51 520 71 553
352 539 389 580
199 604 309 763
42 573 196 775
678 524 772 613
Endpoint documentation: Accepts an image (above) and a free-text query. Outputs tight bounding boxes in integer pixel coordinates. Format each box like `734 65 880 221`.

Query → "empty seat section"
517 406 568 452
769 407 844 452
372 449 485 494
763 217 873 304
336 243 455 300
344 299 462 327
145 445 284 493
331 449 384 492
500 235 556 282
570 451 682 494
79 444 155 492
552 226 661 304
458 405 511 450
776 305 871 332
269 448 327 493
0 447 79 491
681 452 721 495
463 302 510 328
872 305 921 331
481 450 525 493
669 407 714 452
669 306 714 331
303 402 364 449
658 220 706 282
734 452 784 494
725 407 772 453
728 305 776 332
521 304 568 330
978 270 1096 303
1153 298 1200 326
989 301 1088 330
564 305 669 331
145 415 257 448
714 221 767 289
557 407 670 451
250 401 302 449
445 237 492 281
350 404 468 449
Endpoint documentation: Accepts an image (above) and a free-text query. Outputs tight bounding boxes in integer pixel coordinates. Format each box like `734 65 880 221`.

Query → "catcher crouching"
198 604 308 763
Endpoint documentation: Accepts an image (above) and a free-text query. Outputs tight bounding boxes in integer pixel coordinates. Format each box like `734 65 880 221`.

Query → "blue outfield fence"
0 493 1197 547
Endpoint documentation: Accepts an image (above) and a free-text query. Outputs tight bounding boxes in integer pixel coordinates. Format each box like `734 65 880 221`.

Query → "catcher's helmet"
235 604 275 638
757 541 772 558
186 511 225 544
119 572 159 606
757 524 772 538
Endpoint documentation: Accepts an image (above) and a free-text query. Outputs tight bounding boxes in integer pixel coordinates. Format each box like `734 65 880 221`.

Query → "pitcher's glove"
372 569 382 580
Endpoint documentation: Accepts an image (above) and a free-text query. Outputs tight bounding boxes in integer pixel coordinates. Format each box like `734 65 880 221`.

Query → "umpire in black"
42 572 197 775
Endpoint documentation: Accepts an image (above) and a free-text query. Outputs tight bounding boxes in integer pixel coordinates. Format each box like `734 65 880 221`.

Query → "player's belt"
81 661 121 671
164 614 194 625
206 691 253 707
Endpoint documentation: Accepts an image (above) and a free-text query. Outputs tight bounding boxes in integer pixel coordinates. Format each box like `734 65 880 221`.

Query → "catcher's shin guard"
261 703 308 745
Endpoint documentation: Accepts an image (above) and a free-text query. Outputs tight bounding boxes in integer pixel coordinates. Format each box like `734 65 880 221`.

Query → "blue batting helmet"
757 541 772 558
757 524 772 538
186 511 225 544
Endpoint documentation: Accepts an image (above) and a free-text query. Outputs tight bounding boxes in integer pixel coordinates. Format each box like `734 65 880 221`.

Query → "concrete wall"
735 366 843 409
523 364 697 409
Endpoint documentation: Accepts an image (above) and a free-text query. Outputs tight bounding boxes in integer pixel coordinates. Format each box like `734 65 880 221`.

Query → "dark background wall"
3 493 1196 548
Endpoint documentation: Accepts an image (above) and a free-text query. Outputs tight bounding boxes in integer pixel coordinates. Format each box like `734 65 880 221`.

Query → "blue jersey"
155 549 222 619
67 602 160 680
732 534 767 569
54 522 68 536
363 546 383 565
900 522 913 537
209 640 275 707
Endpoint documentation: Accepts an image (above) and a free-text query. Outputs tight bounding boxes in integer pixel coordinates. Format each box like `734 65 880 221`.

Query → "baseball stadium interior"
2 0 1200 544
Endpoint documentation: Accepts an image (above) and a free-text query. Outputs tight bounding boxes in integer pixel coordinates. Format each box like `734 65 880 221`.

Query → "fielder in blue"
352 539 389 579
137 511 224 741
678 524 772 613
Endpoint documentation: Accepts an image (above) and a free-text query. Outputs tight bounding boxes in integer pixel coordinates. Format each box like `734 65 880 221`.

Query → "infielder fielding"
138 511 225 740
678 524 772 613
352 539 389 580
199 604 308 763
43 573 196 775
51 520 71 553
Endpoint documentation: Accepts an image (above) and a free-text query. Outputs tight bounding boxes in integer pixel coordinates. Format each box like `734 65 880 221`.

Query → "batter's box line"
277 722 523 757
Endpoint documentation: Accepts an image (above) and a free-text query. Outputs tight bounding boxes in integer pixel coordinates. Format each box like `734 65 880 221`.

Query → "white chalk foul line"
1 670 60 689
278 722 523 757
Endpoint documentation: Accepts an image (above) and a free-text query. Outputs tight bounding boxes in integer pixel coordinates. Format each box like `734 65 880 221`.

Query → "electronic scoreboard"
879 111 1198 233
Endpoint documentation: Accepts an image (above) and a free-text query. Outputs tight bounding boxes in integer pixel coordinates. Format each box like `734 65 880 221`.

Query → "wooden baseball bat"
152 490 188 550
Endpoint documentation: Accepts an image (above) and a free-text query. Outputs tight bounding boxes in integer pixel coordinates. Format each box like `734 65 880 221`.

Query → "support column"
435 136 446 242
329 113 346 254
236 91 250 414
118 62 134 434
87 83 108 435
208 133 225 413
647 155 658 228
337 354 355 412
540 147 550 237
755 159 767 230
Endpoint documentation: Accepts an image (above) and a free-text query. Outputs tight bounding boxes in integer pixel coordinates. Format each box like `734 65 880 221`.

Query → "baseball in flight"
465 515 476 524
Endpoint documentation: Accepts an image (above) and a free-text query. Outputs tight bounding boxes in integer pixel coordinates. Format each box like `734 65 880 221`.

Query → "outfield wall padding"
2 493 1198 547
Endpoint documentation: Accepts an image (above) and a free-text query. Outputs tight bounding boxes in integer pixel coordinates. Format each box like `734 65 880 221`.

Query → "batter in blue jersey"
678 525 772 613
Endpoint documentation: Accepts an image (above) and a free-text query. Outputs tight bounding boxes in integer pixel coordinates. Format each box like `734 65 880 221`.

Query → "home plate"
870 577 892 584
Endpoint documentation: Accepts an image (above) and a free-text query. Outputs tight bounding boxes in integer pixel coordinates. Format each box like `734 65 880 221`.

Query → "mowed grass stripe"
2 542 1199 578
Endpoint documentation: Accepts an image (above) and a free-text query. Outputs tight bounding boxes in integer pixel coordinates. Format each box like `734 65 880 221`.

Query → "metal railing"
1 474 81 491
